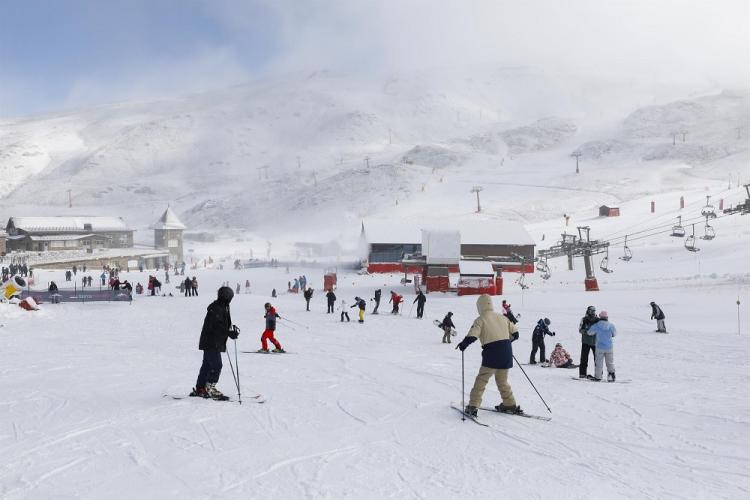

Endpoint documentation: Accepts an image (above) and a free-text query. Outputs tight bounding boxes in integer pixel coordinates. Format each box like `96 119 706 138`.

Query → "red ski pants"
261 329 282 350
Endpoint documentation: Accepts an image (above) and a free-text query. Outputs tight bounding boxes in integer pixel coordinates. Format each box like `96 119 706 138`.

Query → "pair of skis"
163 394 266 404
450 404 551 426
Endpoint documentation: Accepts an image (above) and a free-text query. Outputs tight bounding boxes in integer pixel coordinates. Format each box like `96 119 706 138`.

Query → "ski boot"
257 348 270 353
495 403 524 415
587 375 601 382
205 383 229 401
579 374 587 379
189 386 208 398
607 372 616 382
529 360 537 365
272 348 286 353
464 405 478 417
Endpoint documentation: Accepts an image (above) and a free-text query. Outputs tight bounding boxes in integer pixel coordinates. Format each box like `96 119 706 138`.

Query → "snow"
421 229 460 264
458 260 495 276
9 216 130 233
150 207 187 231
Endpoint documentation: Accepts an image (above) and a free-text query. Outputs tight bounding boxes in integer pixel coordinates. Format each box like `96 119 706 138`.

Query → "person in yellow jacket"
457 295 522 416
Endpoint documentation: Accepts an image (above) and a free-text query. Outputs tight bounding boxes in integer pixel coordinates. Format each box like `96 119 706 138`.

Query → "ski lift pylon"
619 235 632 261
685 224 700 252
671 215 686 237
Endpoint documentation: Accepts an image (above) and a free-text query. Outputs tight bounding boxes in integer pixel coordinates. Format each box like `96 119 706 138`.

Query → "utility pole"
365 156 370 168
296 156 301 169
312 170 317 186
388 128 392 145
572 152 582 174
672 132 677 145
738 298 742 336
67 189 72 208
471 186 483 213
681 130 688 142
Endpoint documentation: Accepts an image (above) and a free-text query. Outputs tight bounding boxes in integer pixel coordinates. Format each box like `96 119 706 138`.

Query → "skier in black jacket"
529 318 555 364
190 286 239 400
439 312 455 343
650 302 667 333
413 290 427 318
326 289 336 313
304 287 314 311
578 306 599 379
372 289 382 314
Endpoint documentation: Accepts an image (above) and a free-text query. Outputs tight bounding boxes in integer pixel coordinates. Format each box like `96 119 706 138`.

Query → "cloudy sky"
1 0 748 117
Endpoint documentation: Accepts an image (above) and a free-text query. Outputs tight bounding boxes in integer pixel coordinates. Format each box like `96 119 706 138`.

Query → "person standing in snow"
245 279 251 294
457 294 522 416
191 276 198 296
351 296 366 323
650 302 667 333
439 312 455 344
326 289 336 313
304 287 314 311
389 291 403 314
529 318 555 364
372 289 382 314
413 290 427 319
578 306 599 379
339 299 350 322
259 302 285 353
190 286 239 399
587 311 617 381
550 343 576 368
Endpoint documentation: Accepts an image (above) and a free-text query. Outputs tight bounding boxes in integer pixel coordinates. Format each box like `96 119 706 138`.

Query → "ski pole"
225 348 240 404
512 354 551 413
408 301 415 317
461 350 466 421
281 317 308 330
234 338 242 405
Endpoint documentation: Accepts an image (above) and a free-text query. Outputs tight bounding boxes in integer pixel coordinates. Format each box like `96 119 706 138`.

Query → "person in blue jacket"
529 317 555 364
587 310 617 382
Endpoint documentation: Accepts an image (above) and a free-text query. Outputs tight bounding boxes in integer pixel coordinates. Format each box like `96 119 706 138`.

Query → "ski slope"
2 236 749 499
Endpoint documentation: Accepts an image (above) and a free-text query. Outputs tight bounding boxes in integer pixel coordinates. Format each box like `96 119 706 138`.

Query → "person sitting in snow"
190 286 240 399
550 343 576 368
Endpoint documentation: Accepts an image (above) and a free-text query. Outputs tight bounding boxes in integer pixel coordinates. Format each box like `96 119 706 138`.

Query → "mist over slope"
0 67 747 245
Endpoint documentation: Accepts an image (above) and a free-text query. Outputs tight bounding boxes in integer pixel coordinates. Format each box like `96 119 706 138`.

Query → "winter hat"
555 343 562 347
217 286 234 304
543 318 551 325
599 311 608 319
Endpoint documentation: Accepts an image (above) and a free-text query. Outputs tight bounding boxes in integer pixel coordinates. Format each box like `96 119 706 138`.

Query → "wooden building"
5 216 134 252
599 205 620 217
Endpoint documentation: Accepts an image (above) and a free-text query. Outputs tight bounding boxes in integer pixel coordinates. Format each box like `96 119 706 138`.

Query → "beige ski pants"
469 366 516 408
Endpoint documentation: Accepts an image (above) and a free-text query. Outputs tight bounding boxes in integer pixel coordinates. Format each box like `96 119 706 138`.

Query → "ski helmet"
586 306 596 314
543 318 551 326
264 302 271 308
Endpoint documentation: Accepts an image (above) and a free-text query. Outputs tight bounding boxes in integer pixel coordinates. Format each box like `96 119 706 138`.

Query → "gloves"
550 332 556 336
456 336 476 351
228 325 240 339
511 332 519 342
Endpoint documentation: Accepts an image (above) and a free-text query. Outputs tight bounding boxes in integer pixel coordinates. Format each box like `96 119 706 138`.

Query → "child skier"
439 312 455 344
529 318 555 364
259 302 285 353
550 343 576 368
390 291 403 314
501 300 519 324
339 299 350 322
350 296 366 323
588 311 617 381
457 295 522 416
190 286 240 399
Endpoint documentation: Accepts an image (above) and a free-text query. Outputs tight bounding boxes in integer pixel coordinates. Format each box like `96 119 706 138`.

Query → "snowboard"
434 320 457 336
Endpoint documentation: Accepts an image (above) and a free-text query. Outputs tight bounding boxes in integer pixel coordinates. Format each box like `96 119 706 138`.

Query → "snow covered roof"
459 260 495 276
28 234 108 242
151 207 186 230
362 218 534 246
422 229 460 264
8 217 131 233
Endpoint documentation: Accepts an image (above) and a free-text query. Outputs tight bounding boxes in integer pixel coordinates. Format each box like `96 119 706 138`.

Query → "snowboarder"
189 286 239 399
339 299 350 322
372 289 382 314
326 289 336 313
457 294 522 416
259 302 285 353
650 302 667 333
550 343 576 368
578 306 599 379
413 290 427 318
587 311 617 382
304 287 314 311
439 312 455 343
529 318 555 364
389 291 402 314
351 296 366 323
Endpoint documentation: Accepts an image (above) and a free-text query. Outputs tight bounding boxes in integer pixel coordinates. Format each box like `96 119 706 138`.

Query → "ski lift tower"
471 186 483 213
537 226 609 291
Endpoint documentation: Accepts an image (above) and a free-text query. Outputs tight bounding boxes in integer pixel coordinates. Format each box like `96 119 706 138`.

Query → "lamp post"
471 186 483 213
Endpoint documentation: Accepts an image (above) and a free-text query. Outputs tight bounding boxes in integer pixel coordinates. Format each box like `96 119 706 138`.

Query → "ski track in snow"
1 263 749 499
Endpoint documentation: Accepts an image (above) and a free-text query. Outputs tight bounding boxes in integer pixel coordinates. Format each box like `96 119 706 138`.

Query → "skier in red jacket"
389 291 403 314
258 302 285 353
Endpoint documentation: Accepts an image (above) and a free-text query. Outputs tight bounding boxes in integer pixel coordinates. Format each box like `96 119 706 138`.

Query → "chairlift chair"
516 273 529 290
619 235 633 261
701 222 715 241
671 215 686 238
535 257 551 280
701 195 717 219
600 248 614 273
684 224 700 252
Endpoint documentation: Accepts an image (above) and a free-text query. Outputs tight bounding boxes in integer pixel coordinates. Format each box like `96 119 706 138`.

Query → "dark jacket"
304 288 313 300
440 313 455 330
199 303 232 352
414 292 427 305
374 289 381 302
326 291 336 303
265 307 280 330
532 319 553 340
351 298 366 310
651 303 665 320
579 313 599 346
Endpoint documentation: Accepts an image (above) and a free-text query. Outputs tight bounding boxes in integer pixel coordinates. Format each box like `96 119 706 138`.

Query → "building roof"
151 207 186 230
8 216 130 233
459 260 495 276
362 218 534 246
28 234 109 242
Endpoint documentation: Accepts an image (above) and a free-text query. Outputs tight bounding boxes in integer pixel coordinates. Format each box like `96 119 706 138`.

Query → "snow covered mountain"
0 67 747 245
